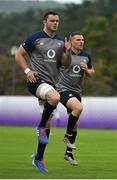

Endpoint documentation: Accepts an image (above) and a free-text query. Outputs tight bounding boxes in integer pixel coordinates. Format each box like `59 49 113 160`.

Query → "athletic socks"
39 102 56 127
65 131 77 154
36 102 55 160
66 114 78 135
72 131 77 142
35 129 50 161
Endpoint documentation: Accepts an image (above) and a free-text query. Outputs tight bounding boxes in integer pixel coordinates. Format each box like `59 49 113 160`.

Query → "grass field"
0 126 117 179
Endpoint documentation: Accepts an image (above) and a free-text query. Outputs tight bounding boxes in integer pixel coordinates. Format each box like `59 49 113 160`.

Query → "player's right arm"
62 37 72 68
15 45 38 83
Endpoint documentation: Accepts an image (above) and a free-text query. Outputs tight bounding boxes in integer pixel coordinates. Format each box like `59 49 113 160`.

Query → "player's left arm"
80 55 95 78
83 65 95 78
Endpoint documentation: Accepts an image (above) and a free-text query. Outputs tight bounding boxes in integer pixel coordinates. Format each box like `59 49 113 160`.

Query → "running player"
15 11 71 172
57 32 95 165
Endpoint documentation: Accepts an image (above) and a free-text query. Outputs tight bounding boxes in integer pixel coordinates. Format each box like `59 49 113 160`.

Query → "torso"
22 30 64 86
57 50 93 95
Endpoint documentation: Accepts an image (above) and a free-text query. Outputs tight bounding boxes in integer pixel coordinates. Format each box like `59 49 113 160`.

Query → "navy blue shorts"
60 90 81 114
27 79 55 97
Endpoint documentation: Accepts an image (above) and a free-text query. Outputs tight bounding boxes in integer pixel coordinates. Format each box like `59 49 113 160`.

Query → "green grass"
0 126 117 179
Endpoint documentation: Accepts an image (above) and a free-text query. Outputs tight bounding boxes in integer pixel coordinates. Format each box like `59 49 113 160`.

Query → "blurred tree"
82 16 113 96
0 55 30 95
0 2 117 96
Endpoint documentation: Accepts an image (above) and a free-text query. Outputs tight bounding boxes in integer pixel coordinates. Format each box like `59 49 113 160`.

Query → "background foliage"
0 0 117 96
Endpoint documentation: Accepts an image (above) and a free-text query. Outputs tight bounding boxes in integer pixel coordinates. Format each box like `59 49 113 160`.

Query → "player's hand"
64 37 72 51
80 61 88 71
27 70 38 83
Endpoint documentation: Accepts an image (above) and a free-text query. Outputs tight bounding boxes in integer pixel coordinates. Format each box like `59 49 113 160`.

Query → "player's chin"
52 27 58 31
79 46 83 50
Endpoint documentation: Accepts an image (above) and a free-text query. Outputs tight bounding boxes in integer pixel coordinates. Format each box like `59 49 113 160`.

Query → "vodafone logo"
47 49 56 58
73 65 81 73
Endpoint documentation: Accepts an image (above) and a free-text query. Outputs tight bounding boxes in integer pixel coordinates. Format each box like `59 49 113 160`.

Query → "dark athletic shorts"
27 78 55 97
60 90 81 114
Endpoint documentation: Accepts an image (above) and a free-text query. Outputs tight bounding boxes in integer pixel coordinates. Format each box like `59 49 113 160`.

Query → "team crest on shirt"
58 42 61 46
40 42 44 45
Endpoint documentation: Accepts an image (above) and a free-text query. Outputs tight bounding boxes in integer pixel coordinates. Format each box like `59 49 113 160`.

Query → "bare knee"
52 93 60 105
46 91 60 106
36 84 60 106
72 104 83 117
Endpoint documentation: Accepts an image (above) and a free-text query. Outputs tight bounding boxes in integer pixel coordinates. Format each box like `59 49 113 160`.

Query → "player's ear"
43 20 46 26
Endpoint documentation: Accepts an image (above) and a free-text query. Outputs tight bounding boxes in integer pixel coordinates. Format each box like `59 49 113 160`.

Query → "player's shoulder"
28 31 47 39
54 34 64 42
80 50 91 57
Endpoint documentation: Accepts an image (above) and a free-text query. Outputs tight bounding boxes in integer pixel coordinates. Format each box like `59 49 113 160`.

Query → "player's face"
44 15 59 33
71 35 84 51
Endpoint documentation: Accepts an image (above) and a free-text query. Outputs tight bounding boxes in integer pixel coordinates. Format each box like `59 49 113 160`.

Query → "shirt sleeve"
22 33 36 53
87 54 93 69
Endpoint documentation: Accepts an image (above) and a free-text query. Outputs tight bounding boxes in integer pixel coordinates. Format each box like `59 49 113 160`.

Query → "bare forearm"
85 68 95 78
15 46 29 71
63 49 71 67
15 53 28 71
15 46 38 83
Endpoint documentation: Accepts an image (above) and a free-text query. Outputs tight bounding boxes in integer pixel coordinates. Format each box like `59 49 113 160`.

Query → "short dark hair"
43 11 59 21
70 32 83 37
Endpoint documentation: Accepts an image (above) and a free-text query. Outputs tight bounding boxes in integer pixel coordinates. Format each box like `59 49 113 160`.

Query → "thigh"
45 88 60 102
66 96 82 111
27 78 45 97
60 91 81 113
37 83 60 106
60 91 75 107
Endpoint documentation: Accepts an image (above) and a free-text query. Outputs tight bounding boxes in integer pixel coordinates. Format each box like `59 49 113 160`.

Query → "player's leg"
33 117 51 172
36 83 60 144
35 99 52 161
63 93 82 165
66 96 82 133
27 80 59 172
64 121 78 165
60 91 83 149
64 97 83 148
60 91 76 149
34 86 59 172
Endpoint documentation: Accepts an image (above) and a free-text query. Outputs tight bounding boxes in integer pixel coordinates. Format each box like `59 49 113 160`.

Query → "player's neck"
72 48 81 55
43 28 55 37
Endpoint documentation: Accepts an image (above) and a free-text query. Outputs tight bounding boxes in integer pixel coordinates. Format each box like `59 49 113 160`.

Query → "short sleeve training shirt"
56 50 93 95
22 30 64 86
